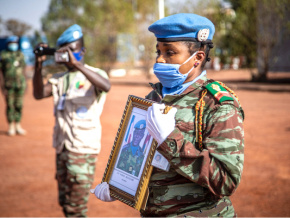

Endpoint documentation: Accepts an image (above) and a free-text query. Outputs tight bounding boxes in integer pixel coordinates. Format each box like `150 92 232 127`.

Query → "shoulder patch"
205 81 233 103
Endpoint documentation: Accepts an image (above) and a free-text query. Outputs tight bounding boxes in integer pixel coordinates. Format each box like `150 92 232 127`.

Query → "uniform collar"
149 74 208 103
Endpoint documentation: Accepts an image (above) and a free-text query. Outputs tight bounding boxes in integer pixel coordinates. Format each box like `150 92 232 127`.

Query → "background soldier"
0 35 27 136
33 24 111 217
117 120 146 177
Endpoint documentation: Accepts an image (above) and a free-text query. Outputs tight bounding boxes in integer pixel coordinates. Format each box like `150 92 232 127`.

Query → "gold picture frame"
102 95 157 211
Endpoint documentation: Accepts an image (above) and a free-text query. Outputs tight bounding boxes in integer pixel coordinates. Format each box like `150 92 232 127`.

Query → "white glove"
146 103 178 145
90 182 115 202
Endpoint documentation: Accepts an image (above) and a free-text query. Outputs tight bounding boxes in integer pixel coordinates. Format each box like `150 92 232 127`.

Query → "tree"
41 0 165 75
224 0 289 81
5 19 32 36
41 0 142 73
254 0 290 81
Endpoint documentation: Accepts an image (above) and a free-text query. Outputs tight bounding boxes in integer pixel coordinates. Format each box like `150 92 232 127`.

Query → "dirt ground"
0 70 289 217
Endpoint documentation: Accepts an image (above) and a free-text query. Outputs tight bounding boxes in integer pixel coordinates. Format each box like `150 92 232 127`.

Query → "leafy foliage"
41 0 159 73
5 19 32 36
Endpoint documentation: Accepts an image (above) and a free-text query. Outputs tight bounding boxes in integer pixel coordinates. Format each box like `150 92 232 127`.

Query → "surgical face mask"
7 43 19 52
153 51 198 88
72 47 84 61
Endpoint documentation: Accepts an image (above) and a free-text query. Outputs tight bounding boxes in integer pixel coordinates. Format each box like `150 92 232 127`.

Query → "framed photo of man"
101 95 158 211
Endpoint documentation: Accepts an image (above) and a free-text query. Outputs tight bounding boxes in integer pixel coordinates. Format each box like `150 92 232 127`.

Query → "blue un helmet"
134 120 146 130
57 24 83 47
6 35 19 51
148 13 215 44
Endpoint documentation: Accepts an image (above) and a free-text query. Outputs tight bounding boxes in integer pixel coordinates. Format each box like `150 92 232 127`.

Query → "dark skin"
132 128 145 147
33 39 111 100
155 41 205 83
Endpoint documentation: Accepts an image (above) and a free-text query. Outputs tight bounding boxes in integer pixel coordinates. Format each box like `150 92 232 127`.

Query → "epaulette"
205 81 234 103
196 81 242 151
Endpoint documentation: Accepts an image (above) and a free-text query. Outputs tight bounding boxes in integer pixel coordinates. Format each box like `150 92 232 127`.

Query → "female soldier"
92 13 244 217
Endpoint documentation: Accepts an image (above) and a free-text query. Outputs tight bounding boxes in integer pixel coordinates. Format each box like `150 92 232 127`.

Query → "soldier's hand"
146 103 177 145
56 46 82 67
34 43 48 63
90 182 115 202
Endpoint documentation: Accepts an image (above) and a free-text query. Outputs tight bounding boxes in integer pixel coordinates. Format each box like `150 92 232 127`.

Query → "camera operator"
33 24 110 217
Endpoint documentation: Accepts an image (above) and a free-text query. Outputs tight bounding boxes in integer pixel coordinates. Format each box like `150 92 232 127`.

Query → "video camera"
34 46 69 63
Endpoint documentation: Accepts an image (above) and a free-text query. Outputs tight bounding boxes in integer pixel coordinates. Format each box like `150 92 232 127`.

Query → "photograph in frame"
110 106 153 196
101 95 158 211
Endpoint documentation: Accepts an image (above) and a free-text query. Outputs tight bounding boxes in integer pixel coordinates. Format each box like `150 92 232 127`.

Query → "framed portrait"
102 95 169 211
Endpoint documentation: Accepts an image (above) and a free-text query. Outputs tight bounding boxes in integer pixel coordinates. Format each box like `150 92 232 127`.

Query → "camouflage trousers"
5 82 26 123
56 147 98 217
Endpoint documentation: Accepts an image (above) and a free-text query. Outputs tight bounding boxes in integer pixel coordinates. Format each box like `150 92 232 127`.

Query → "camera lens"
34 47 56 56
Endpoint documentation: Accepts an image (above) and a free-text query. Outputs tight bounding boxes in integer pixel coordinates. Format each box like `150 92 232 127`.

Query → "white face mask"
153 52 198 88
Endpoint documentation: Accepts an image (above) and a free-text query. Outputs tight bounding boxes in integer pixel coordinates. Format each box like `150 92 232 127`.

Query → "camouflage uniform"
0 50 26 123
117 142 145 177
142 76 244 217
56 147 97 217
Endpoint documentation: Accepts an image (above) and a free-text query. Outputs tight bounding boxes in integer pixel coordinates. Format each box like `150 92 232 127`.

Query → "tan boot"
15 122 27 135
7 122 16 136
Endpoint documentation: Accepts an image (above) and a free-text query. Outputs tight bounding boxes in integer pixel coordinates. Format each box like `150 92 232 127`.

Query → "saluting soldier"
0 35 27 136
92 13 244 217
33 24 111 217
117 120 146 177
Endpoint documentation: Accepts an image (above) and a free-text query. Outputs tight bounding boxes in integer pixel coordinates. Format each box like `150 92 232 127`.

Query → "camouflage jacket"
0 50 26 88
142 76 244 216
117 142 145 177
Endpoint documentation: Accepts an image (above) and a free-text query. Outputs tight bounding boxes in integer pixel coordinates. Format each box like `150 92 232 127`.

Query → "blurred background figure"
33 24 111 217
0 35 27 136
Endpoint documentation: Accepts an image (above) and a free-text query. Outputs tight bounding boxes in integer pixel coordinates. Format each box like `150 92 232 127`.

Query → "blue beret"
148 13 215 42
134 120 146 129
57 24 83 46
6 35 19 43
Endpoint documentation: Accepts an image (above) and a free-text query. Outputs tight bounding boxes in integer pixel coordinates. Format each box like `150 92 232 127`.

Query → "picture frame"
102 95 166 211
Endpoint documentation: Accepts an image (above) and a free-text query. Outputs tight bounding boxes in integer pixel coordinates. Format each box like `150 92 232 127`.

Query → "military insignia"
211 84 221 91
73 31 80 39
205 81 233 103
75 81 85 89
139 124 144 129
197 29 209 42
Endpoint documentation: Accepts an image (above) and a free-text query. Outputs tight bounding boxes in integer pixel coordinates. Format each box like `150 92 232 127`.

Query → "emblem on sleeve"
211 84 221 91
197 29 209 42
205 81 234 103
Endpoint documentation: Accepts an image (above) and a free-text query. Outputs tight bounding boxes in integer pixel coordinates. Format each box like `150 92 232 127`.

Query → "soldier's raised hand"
146 103 177 145
34 43 48 63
